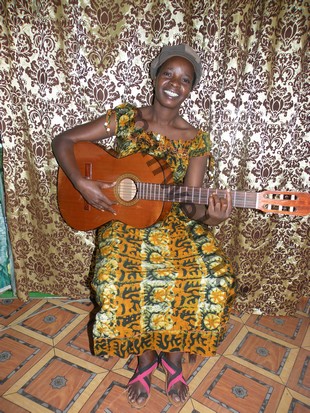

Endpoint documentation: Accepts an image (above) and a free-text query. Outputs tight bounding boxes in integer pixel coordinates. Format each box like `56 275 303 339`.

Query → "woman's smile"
163 89 180 98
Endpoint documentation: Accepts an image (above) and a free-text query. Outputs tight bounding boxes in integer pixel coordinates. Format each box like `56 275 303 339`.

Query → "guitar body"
57 142 173 230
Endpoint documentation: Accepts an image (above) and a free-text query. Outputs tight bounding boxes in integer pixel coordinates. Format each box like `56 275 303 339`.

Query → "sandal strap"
166 372 187 393
160 353 188 393
128 357 158 394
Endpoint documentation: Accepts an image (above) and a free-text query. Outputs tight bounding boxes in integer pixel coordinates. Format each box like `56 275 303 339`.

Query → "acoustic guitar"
57 142 310 230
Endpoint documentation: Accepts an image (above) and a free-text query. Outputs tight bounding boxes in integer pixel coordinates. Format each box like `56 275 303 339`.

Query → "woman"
52 44 236 408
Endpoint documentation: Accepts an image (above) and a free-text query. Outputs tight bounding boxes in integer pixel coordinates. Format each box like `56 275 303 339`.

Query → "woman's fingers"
209 189 232 217
84 180 117 214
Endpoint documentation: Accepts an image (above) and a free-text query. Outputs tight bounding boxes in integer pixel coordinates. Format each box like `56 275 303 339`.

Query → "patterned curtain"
0 0 308 313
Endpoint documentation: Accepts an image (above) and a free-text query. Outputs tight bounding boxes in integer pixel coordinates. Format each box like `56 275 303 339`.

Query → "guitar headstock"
258 191 310 216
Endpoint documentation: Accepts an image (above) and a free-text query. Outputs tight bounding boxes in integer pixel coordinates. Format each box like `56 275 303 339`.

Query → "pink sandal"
159 352 189 406
127 355 159 409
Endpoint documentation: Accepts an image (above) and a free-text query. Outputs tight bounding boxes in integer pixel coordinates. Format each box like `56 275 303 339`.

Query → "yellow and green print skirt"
92 204 236 359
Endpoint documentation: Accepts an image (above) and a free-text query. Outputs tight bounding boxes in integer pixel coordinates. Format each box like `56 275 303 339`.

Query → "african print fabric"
92 103 236 358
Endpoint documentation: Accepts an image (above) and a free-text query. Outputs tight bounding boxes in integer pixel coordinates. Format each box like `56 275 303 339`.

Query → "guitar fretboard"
136 183 258 209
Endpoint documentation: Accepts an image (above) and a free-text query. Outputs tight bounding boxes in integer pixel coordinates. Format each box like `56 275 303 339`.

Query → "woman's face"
154 56 195 108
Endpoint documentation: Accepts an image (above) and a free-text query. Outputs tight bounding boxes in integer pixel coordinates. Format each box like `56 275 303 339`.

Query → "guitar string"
119 182 258 207
118 182 300 211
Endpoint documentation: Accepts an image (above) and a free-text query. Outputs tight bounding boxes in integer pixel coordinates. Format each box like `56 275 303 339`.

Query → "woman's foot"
127 350 158 409
160 352 189 406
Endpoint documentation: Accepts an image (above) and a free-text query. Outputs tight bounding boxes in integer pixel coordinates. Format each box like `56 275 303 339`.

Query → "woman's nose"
169 75 180 87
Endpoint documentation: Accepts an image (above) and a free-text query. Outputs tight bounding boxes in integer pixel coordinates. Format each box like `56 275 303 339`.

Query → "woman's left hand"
204 189 232 226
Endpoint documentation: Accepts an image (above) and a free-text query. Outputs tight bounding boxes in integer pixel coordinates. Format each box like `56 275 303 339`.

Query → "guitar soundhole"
115 176 138 205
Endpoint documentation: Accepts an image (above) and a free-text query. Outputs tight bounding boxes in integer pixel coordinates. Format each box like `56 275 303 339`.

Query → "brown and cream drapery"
0 0 309 314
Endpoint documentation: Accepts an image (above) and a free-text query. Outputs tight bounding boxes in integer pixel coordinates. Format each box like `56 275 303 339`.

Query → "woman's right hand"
75 178 117 215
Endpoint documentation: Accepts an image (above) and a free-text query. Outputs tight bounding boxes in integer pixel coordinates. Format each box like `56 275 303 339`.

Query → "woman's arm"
182 155 232 226
52 114 117 213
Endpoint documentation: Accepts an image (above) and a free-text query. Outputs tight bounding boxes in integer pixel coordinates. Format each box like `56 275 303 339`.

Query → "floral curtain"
0 0 308 314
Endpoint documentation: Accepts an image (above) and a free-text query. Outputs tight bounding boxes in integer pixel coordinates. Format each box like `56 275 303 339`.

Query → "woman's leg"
127 350 158 407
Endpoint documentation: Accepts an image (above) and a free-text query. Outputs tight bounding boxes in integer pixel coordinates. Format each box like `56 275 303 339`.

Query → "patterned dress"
92 103 236 358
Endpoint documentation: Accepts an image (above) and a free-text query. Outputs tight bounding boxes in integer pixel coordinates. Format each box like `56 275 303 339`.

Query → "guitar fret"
181 186 184 202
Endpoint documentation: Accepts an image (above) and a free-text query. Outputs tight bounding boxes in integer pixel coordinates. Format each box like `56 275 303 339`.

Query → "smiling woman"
0 8 308 407
52 43 235 409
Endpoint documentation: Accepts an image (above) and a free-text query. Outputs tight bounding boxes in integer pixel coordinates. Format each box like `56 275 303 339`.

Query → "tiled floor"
0 297 309 413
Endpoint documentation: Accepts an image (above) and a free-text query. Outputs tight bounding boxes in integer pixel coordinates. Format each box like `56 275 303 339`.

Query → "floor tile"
0 396 30 412
287 348 310 398
0 329 51 396
0 298 42 327
4 351 106 412
192 356 285 412
246 314 309 346
11 301 86 345
297 297 310 317
277 388 310 413
231 330 298 383
288 399 310 413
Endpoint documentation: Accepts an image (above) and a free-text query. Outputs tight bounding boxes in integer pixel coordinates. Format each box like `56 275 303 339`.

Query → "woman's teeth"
165 90 179 97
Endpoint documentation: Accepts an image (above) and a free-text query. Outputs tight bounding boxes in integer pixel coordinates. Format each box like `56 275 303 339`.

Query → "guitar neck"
136 183 258 209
